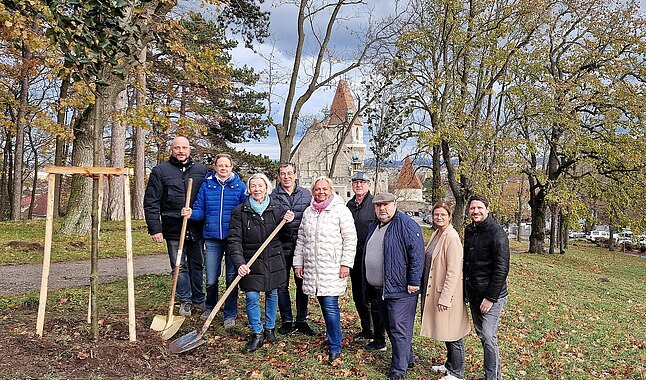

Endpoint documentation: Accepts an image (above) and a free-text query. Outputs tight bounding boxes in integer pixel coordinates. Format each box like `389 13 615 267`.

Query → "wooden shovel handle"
167 178 193 317
199 219 287 335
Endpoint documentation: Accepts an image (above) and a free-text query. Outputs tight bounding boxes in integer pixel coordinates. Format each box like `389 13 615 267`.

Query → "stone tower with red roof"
292 80 366 198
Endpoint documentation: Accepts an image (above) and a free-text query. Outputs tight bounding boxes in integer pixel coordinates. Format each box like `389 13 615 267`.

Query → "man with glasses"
346 172 378 343
271 163 317 336
144 136 207 317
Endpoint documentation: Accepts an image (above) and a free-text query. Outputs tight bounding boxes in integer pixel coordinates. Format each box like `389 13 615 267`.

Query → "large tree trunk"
61 78 124 235
108 90 127 220
131 47 147 220
11 43 30 220
60 107 94 235
431 144 442 204
0 129 13 219
528 181 546 254
548 202 558 254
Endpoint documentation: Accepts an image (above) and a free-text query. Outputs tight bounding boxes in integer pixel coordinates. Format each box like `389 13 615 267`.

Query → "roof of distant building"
328 80 362 126
395 156 422 189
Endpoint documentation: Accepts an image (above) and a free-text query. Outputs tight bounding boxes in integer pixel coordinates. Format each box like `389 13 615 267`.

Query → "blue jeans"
278 254 309 323
470 296 508 380
166 238 205 304
205 238 238 321
245 289 278 334
317 296 342 354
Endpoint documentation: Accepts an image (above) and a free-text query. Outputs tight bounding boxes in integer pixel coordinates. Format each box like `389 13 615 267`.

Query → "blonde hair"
311 176 334 192
246 173 273 195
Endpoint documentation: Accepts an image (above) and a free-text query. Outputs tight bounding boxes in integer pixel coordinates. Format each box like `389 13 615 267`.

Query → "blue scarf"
250 195 270 215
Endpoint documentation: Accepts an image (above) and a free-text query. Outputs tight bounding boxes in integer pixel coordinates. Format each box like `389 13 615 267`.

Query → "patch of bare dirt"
6 241 44 252
0 308 228 379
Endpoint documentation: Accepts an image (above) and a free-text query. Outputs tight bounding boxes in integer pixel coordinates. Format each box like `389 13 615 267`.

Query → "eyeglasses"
433 213 449 218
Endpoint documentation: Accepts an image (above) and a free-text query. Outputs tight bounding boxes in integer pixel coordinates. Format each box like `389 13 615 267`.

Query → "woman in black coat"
228 173 294 353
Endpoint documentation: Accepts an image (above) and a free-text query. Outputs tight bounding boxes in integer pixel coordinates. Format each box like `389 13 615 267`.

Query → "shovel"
169 219 287 354
150 178 193 340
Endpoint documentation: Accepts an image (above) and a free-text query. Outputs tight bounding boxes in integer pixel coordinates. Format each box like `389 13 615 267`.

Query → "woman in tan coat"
420 201 470 380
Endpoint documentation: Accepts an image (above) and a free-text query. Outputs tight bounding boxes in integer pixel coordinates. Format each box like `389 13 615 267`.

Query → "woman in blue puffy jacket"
182 153 246 327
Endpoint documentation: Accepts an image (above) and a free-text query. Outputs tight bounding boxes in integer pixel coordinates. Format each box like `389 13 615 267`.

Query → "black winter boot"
264 328 277 344
246 332 265 353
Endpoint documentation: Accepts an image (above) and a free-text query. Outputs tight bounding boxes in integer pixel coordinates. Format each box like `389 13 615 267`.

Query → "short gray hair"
311 176 334 192
246 173 273 195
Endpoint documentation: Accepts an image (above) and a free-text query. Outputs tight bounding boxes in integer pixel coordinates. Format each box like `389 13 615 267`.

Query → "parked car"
616 236 633 245
586 230 610 241
568 231 586 239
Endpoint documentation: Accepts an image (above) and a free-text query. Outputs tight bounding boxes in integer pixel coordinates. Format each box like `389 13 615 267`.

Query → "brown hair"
432 200 454 217
214 153 234 167
467 194 489 208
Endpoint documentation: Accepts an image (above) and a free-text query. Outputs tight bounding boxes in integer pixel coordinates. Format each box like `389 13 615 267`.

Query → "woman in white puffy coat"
294 176 357 365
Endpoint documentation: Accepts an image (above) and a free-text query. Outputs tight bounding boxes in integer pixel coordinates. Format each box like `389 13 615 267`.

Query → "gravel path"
0 254 170 296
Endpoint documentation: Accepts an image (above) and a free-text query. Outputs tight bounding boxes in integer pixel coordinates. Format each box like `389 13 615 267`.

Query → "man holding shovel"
144 136 207 317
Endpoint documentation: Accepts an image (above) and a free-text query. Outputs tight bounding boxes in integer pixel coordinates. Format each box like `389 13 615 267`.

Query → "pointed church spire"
328 80 362 126
395 156 422 189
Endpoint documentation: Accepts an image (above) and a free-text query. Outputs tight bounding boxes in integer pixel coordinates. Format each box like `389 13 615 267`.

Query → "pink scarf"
312 194 334 213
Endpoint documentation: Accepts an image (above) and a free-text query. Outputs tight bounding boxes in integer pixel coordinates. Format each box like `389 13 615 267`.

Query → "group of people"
144 136 510 380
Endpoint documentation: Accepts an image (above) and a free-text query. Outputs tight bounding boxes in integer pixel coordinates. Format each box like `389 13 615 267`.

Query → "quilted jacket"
293 193 357 296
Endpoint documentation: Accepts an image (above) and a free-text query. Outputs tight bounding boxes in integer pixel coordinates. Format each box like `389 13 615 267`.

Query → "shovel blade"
150 314 185 340
169 330 207 354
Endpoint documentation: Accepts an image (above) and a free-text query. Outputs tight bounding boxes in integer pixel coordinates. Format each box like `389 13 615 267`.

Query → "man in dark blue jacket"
271 162 317 336
144 136 207 317
363 192 425 380
463 194 510 380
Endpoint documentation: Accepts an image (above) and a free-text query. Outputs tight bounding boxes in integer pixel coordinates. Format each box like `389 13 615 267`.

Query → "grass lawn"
0 220 644 379
0 219 163 265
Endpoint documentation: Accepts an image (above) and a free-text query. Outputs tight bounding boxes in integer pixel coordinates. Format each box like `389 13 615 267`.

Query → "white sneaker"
432 364 447 373
440 374 463 380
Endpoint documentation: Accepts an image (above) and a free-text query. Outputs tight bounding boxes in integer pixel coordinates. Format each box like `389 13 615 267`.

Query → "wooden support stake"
36 173 56 336
123 173 136 341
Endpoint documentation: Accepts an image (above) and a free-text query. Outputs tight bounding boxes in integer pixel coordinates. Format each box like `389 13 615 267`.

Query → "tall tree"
508 0 645 253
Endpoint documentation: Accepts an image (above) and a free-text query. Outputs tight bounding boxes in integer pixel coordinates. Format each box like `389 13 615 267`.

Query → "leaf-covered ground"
0 235 644 379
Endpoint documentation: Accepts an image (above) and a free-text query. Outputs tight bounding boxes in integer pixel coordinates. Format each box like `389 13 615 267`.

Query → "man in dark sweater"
346 172 378 341
463 194 510 380
271 162 317 336
143 136 207 317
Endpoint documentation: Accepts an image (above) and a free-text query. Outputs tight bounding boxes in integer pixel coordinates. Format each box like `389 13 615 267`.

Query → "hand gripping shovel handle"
167 178 193 318
199 218 287 335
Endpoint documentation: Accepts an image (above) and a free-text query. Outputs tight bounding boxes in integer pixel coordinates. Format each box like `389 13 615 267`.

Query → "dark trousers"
384 295 418 376
366 284 386 343
278 254 308 323
350 265 372 334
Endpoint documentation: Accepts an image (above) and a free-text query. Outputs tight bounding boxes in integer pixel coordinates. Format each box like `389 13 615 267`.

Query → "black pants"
366 284 386 343
350 265 372 334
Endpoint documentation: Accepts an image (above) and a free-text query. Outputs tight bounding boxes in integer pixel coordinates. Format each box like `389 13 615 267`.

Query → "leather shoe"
328 352 341 365
278 322 295 334
246 332 264 352
296 321 318 336
264 328 277 344
352 330 374 340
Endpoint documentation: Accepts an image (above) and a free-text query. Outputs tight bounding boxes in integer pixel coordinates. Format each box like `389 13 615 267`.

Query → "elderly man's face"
374 201 396 224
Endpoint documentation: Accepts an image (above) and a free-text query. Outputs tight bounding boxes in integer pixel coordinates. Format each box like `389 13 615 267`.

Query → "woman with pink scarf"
294 176 357 365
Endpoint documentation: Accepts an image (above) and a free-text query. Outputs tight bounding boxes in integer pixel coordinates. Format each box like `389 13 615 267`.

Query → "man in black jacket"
144 136 207 317
271 162 317 336
463 194 510 380
346 172 378 342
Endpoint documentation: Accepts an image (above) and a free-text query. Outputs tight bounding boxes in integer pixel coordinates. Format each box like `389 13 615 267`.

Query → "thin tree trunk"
516 178 524 242
108 90 127 220
431 144 442 204
548 202 558 254
54 77 71 217
11 43 30 220
131 47 147 220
